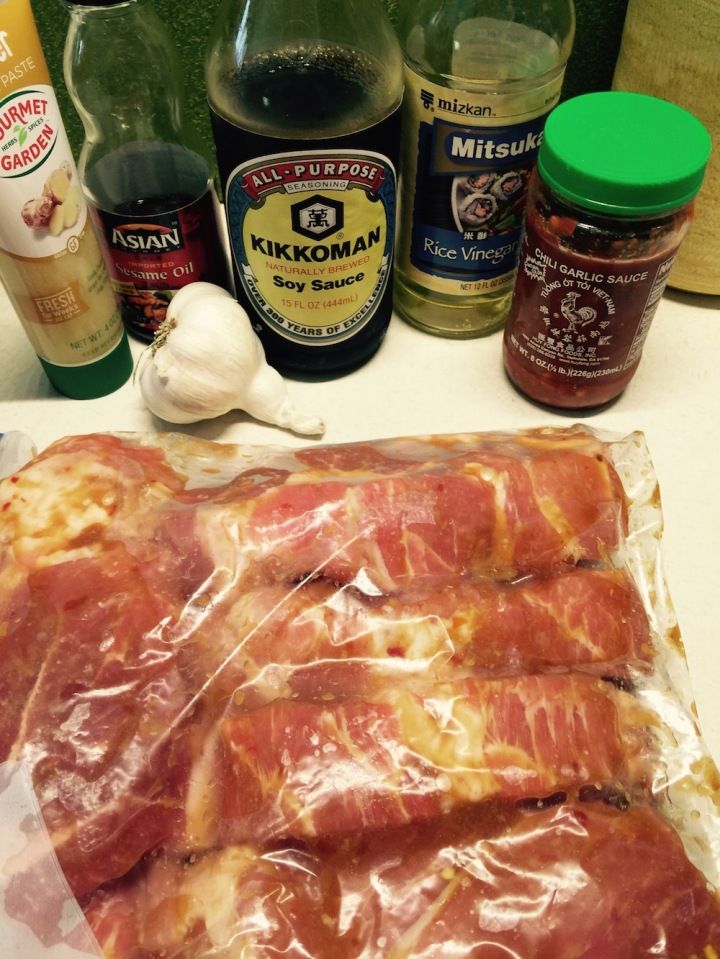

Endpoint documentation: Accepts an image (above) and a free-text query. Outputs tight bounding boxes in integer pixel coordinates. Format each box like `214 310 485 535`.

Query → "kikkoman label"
226 150 396 345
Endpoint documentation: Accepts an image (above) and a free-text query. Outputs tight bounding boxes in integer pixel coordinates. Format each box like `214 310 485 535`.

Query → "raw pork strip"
83 846 335 959
332 801 720 958
0 549 195 898
0 434 223 896
208 675 649 846
194 443 627 591
83 803 720 959
181 567 652 704
0 434 185 569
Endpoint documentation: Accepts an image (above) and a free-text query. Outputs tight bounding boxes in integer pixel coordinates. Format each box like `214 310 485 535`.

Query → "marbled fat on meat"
211 674 649 847
83 804 720 958
193 444 627 592
192 432 623 594
0 435 206 896
333 802 720 958
84 845 335 959
0 550 194 897
178 566 652 705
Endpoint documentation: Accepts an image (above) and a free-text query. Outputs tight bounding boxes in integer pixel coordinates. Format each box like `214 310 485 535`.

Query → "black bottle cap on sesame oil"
65 1 132 6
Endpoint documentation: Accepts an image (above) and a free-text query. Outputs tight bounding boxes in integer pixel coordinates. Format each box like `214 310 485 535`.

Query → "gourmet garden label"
223 148 396 346
0 0 129 398
398 68 564 296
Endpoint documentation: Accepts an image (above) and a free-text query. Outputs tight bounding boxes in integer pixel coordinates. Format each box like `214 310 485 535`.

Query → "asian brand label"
91 188 227 339
225 149 396 345
397 69 563 295
507 220 677 383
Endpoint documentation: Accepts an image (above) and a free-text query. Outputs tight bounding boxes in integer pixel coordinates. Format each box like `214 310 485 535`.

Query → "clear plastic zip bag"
0 426 718 957
0 431 35 478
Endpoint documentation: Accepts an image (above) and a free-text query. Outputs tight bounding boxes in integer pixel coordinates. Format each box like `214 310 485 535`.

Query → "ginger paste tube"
0 0 131 399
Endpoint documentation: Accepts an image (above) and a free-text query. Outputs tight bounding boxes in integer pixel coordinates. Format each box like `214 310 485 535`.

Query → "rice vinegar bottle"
206 0 403 379
394 0 575 338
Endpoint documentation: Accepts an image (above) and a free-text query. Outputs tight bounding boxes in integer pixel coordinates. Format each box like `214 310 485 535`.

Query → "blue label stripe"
431 115 548 174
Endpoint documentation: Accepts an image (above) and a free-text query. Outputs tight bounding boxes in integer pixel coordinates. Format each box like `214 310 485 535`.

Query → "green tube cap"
538 91 711 216
39 333 133 400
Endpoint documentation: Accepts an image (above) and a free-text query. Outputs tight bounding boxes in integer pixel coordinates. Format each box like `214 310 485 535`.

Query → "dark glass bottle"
64 0 230 342
206 0 403 379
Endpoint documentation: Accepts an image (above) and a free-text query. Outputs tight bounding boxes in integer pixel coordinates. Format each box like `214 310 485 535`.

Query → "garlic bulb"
137 283 325 435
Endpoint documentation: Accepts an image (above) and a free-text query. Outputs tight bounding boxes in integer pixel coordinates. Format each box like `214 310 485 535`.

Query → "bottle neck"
66 0 143 16
65 0 204 157
206 0 403 139
400 3 574 85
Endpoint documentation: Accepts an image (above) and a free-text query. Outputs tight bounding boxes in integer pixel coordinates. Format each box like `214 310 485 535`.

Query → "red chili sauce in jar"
503 92 710 410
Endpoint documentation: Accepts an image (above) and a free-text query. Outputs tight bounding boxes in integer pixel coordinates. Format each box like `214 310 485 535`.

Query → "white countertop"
1 284 719 763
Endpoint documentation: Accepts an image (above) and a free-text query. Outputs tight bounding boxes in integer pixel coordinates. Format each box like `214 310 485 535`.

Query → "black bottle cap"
65 0 133 6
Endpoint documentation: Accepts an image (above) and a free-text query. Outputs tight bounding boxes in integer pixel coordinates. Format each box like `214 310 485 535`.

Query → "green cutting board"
30 0 628 168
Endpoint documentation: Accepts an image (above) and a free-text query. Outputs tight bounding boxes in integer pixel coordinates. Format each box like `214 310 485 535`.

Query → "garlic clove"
242 362 325 436
145 309 255 420
137 363 212 424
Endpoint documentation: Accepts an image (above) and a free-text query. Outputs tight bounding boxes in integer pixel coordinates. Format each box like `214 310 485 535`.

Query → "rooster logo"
560 291 597 334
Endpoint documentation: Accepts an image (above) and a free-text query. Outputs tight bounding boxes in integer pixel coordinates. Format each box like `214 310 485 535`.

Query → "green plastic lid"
538 91 711 216
40 333 133 400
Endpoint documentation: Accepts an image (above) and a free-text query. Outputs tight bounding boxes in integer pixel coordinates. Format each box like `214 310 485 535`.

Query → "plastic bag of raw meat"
0 426 718 958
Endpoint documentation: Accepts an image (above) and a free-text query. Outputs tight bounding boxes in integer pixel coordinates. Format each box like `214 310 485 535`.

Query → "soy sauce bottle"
64 0 230 342
206 0 403 379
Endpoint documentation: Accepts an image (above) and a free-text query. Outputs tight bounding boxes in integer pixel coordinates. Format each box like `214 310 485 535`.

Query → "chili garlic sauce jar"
503 92 710 409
